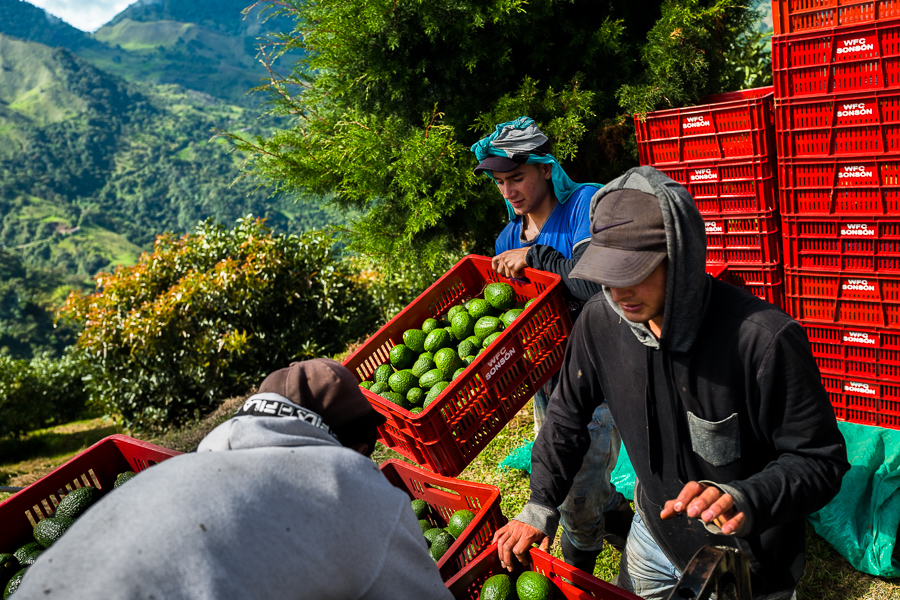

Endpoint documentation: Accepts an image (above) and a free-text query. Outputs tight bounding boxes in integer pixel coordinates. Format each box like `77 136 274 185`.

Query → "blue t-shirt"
494 185 597 258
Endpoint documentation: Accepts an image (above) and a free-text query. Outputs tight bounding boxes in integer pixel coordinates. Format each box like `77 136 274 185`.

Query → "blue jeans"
534 382 624 552
618 512 798 600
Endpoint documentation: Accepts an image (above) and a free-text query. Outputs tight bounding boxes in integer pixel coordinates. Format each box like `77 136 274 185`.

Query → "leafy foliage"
0 249 83 359
232 0 760 289
617 0 757 115
60 217 380 432
0 350 89 438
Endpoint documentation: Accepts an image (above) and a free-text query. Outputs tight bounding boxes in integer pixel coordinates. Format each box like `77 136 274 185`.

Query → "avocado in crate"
358 281 523 411
348 255 572 477
0 435 181 595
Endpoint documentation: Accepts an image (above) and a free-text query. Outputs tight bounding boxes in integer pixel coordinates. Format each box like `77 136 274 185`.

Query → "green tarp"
499 421 900 577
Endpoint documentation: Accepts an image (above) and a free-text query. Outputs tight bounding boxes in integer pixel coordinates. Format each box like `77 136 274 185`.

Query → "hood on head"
587 166 709 352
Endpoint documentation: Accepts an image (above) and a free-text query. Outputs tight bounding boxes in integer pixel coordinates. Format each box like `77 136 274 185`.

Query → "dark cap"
570 189 667 287
256 358 386 430
473 141 553 175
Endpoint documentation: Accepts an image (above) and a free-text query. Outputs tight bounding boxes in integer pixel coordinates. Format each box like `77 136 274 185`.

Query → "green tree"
60 217 379 432
229 0 757 289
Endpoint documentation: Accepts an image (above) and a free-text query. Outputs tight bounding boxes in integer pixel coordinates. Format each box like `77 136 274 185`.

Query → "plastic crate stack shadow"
343 254 572 477
634 87 785 307
773 7 900 429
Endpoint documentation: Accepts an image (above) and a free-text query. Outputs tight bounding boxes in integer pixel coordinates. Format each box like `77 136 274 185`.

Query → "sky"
25 0 138 33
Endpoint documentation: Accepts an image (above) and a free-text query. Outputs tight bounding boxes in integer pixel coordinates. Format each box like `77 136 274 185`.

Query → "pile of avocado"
410 498 477 563
1 470 136 598
361 282 535 412
480 570 556 600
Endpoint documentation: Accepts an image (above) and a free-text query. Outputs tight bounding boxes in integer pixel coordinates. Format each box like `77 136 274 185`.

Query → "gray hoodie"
15 415 454 600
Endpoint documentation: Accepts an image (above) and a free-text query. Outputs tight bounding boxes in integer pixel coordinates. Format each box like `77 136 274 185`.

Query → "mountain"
0 0 101 51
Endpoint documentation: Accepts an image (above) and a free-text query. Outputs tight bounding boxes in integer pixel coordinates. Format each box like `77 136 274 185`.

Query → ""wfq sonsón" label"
838 165 872 178
682 115 710 129
837 103 873 118
840 223 876 236
836 38 875 54
843 330 879 346
843 278 876 291
690 168 717 182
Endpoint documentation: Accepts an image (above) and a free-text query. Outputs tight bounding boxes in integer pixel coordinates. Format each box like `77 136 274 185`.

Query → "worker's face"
609 259 668 337
491 164 554 216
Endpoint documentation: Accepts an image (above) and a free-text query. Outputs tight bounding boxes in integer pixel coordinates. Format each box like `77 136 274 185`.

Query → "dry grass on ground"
2 398 898 598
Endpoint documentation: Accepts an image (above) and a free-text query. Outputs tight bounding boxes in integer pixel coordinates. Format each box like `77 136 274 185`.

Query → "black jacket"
519 167 850 598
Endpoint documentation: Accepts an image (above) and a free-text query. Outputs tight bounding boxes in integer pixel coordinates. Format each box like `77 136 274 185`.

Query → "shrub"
0 350 89 438
61 217 379 432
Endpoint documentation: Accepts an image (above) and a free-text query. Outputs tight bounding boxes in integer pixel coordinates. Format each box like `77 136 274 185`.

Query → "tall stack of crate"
633 88 784 307
773 4 900 430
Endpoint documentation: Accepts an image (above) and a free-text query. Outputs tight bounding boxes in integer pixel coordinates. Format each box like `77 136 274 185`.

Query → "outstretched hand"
660 481 746 535
492 248 530 279
492 520 550 572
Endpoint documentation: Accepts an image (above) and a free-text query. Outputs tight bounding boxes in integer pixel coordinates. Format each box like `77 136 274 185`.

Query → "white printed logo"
838 165 872 179
840 223 876 236
843 279 876 291
837 103 873 117
690 168 717 182
683 116 711 129
705 221 724 234
844 381 877 395
843 331 877 345
836 38 875 54
483 344 518 383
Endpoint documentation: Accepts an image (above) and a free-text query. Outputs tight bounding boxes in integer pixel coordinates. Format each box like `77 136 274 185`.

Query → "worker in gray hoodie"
492 166 849 599
15 358 454 600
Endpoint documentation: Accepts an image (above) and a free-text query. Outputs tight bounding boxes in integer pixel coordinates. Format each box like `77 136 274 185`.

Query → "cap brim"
570 245 666 287
473 155 522 175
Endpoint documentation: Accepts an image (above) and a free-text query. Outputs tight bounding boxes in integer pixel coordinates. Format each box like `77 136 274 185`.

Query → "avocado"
423 381 450 407
418 368 446 390
114 470 137 488
482 331 503 348
428 530 456 561
501 308 523 327
484 282 516 311
402 329 427 353
457 338 478 359
359 380 373 389
411 356 436 378
406 387 425 406
369 381 389 394
447 509 475 538
12 543 41 566
54 486 100 520
421 317 440 333
516 571 555 600
374 363 394 384
450 311 475 341
433 347 462 378
423 328 452 353
447 305 466 322
481 573 515 600
389 344 414 369
388 369 417 395
474 316 502 343
3 567 28 599
33 516 75 549
465 297 493 320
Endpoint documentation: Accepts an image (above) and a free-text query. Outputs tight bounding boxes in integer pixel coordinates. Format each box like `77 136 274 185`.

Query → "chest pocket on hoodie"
687 412 740 467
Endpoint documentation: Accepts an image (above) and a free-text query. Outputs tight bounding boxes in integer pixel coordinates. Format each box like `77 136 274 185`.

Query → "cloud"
26 0 138 33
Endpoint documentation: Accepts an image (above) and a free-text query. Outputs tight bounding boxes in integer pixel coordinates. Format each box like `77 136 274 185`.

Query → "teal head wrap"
471 116 588 221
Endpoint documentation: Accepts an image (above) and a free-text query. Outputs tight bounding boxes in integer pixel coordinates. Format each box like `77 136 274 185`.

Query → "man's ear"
541 163 553 179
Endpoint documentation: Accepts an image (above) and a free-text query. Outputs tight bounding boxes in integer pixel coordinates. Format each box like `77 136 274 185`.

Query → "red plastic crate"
775 90 900 158
705 211 782 264
802 321 900 380
634 87 774 165
820 373 900 429
782 215 900 272
772 22 900 98
656 157 778 215
784 267 900 328
707 263 785 308
0 435 181 553
772 0 900 35
379 459 506 581
445 543 643 600
343 255 572 477
778 155 900 216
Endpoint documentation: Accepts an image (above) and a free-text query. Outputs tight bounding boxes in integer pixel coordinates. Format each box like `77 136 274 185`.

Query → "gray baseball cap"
570 189 667 287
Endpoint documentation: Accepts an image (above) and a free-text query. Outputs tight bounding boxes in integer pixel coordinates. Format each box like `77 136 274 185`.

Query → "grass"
2 399 898 598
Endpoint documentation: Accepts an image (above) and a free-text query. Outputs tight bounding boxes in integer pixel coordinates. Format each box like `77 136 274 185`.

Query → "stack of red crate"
634 87 784 307
773 5 900 429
